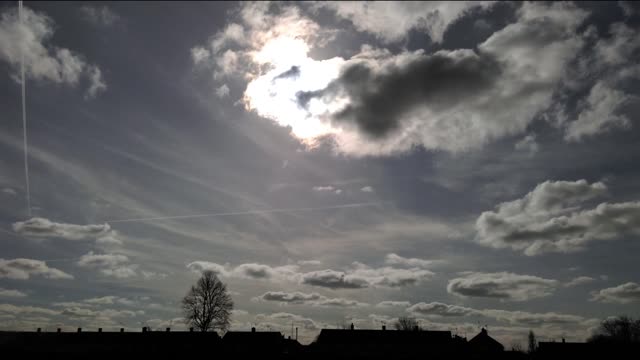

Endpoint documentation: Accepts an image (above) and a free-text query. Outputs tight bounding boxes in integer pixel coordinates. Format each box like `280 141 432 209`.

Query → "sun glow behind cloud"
243 36 346 142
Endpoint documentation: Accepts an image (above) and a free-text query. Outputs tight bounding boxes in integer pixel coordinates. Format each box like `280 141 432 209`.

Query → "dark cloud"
447 272 558 301
301 269 368 289
407 302 476 317
299 49 501 139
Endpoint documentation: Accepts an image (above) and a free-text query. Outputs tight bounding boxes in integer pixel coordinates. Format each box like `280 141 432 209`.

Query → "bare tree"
182 270 233 332
394 316 421 331
528 330 537 353
588 315 640 343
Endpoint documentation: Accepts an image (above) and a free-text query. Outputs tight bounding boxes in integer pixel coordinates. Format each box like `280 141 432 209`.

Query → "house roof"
468 328 504 351
316 329 452 345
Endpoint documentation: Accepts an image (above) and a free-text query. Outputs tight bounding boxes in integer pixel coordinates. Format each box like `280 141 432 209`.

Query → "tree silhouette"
394 316 421 331
528 330 537 353
588 315 640 343
182 270 233 332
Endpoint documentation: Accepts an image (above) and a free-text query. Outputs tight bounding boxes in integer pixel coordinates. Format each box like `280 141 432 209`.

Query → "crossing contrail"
19 1 31 217
105 202 383 224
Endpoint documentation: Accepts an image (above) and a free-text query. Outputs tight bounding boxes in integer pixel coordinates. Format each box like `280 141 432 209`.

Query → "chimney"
350 323 354 330
251 327 256 333
120 328 124 333
562 338 566 343
189 327 194 332
77 328 82 333
142 327 147 333
166 328 170 332
382 325 386 331
57 328 61 333
98 328 102 333
37 328 41 333
296 327 298 340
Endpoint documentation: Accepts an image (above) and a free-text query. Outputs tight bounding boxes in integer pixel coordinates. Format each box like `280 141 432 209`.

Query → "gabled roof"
223 331 283 344
468 328 504 351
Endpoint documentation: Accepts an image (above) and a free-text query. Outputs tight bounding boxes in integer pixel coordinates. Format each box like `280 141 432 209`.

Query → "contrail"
105 202 382 224
19 1 31 217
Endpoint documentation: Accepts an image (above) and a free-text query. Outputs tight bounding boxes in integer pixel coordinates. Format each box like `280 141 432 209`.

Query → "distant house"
468 328 504 353
312 325 460 358
223 327 301 355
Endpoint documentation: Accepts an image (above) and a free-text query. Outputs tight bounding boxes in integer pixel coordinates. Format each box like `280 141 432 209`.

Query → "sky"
1 1 639 347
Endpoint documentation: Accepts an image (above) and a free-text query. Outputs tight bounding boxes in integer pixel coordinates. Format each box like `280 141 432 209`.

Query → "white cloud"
2 187 17 196
447 272 558 301
79 5 120 26
0 6 106 96
76 252 137 278
0 303 59 316
316 2 495 43
476 180 640 255
191 46 210 64
565 81 632 141
384 253 435 268
188 257 433 289
375 301 411 308
590 282 640 304
514 134 538 155
256 291 367 307
564 276 596 287
12 217 121 245
0 258 73 280
407 302 476 317
0 288 27 297
215 83 230 98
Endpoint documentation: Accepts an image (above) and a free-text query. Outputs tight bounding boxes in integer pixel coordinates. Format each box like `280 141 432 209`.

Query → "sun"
243 36 346 142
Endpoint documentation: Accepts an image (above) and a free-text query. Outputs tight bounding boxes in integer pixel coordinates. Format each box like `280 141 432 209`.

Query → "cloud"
384 253 434 268
191 46 210 64
476 180 640 255
12 217 121 245
1 187 17 196
407 302 476 317
564 276 596 287
447 272 558 301
82 296 135 306
79 5 120 26
76 252 137 278
375 301 411 308
565 81 632 141
255 312 320 330
402 301 590 327
0 5 107 97
0 288 27 297
316 2 495 43
256 291 367 307
186 261 300 282
312 185 342 194
301 269 368 289
514 134 538 155
215 83 230 98
248 2 591 156
0 303 58 316
297 260 322 266
590 282 640 304
0 258 73 280
189 257 433 289
360 186 374 193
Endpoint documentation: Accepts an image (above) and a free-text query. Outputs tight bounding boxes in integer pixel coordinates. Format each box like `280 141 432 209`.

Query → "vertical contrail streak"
19 1 31 217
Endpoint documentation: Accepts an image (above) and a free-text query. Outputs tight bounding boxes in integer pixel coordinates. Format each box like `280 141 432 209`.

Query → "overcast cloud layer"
1 1 639 347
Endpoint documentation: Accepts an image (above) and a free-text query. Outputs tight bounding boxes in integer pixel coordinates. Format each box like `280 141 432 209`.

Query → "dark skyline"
1 1 639 346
